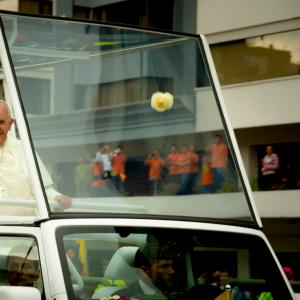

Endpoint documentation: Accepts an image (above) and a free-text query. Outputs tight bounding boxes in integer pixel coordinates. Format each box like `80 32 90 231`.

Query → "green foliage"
219 180 235 192
250 178 259 191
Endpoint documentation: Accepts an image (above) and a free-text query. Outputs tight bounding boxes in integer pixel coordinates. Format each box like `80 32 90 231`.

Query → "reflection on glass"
59 227 293 300
0 236 42 292
211 29 300 85
0 13 253 222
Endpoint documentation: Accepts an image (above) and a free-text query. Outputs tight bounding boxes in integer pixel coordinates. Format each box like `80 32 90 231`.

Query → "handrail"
0 198 145 214
0 199 59 208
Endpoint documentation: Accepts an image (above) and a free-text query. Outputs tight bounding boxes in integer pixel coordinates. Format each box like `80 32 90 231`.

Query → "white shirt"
96 152 112 171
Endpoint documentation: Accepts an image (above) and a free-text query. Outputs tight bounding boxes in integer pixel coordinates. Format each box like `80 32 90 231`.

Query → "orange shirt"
176 152 192 174
90 162 102 176
189 151 199 173
167 153 180 175
207 143 228 168
112 154 127 174
201 163 214 185
145 157 164 180
90 162 106 187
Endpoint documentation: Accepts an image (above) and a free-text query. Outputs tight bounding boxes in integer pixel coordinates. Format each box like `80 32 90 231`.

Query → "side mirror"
0 286 41 300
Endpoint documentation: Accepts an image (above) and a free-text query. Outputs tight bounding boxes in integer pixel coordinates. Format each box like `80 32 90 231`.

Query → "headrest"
104 246 139 281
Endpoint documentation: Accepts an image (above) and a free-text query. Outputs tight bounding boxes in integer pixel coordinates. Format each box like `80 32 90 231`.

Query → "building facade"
196 0 300 278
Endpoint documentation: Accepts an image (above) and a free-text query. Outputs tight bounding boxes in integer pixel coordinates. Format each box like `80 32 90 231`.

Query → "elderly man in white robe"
0 100 71 215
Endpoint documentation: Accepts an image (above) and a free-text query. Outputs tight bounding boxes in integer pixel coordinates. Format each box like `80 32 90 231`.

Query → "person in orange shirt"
206 134 229 192
166 144 180 184
201 155 214 193
111 145 127 194
176 144 193 195
144 150 165 195
188 144 200 193
90 158 106 196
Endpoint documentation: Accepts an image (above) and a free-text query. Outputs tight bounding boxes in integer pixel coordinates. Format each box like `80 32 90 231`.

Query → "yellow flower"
151 91 174 112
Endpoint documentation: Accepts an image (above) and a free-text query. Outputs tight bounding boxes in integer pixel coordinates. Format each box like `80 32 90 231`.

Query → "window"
57 226 293 300
0 236 43 294
19 0 52 15
1 13 254 223
75 0 175 30
211 29 300 85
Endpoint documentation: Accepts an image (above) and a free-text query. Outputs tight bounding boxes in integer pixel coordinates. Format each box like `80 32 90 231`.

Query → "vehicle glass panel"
0 236 43 295
57 226 292 300
0 13 254 224
0 102 63 215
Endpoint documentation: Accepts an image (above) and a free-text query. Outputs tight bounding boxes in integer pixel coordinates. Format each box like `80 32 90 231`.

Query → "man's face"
0 104 13 146
219 271 231 286
169 146 177 153
213 136 221 144
7 255 39 286
266 146 273 154
66 248 76 260
180 145 187 152
150 259 175 290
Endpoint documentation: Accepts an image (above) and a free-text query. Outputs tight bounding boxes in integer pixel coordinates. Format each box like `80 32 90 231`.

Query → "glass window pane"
0 13 254 223
0 236 42 293
57 226 293 300
211 29 300 85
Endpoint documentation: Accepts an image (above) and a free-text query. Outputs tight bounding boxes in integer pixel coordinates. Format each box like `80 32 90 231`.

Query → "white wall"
221 75 300 128
254 190 300 218
195 75 300 130
197 0 300 35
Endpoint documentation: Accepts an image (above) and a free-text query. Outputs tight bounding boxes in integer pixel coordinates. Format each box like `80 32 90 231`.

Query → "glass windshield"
57 226 293 300
0 13 254 223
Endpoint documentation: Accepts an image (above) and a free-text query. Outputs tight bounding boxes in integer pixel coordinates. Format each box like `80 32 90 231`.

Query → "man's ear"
140 265 151 276
8 118 14 130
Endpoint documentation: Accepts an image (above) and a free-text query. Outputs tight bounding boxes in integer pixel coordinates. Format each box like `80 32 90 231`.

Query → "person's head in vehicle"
6 244 40 287
113 243 176 299
140 240 176 293
145 255 175 292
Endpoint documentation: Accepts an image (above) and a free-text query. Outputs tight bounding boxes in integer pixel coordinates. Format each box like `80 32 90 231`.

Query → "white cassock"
0 137 60 215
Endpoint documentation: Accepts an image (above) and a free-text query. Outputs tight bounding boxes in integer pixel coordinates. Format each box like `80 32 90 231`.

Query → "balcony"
221 75 300 129
254 190 300 218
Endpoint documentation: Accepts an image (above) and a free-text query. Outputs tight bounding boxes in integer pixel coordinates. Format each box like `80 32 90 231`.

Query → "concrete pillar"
173 0 197 34
53 0 74 17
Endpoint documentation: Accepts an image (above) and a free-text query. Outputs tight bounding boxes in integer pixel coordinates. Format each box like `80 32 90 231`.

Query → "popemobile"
0 10 297 300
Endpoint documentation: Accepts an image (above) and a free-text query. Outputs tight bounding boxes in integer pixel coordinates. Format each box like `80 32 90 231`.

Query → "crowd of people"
73 134 231 197
71 139 300 198
74 144 128 197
